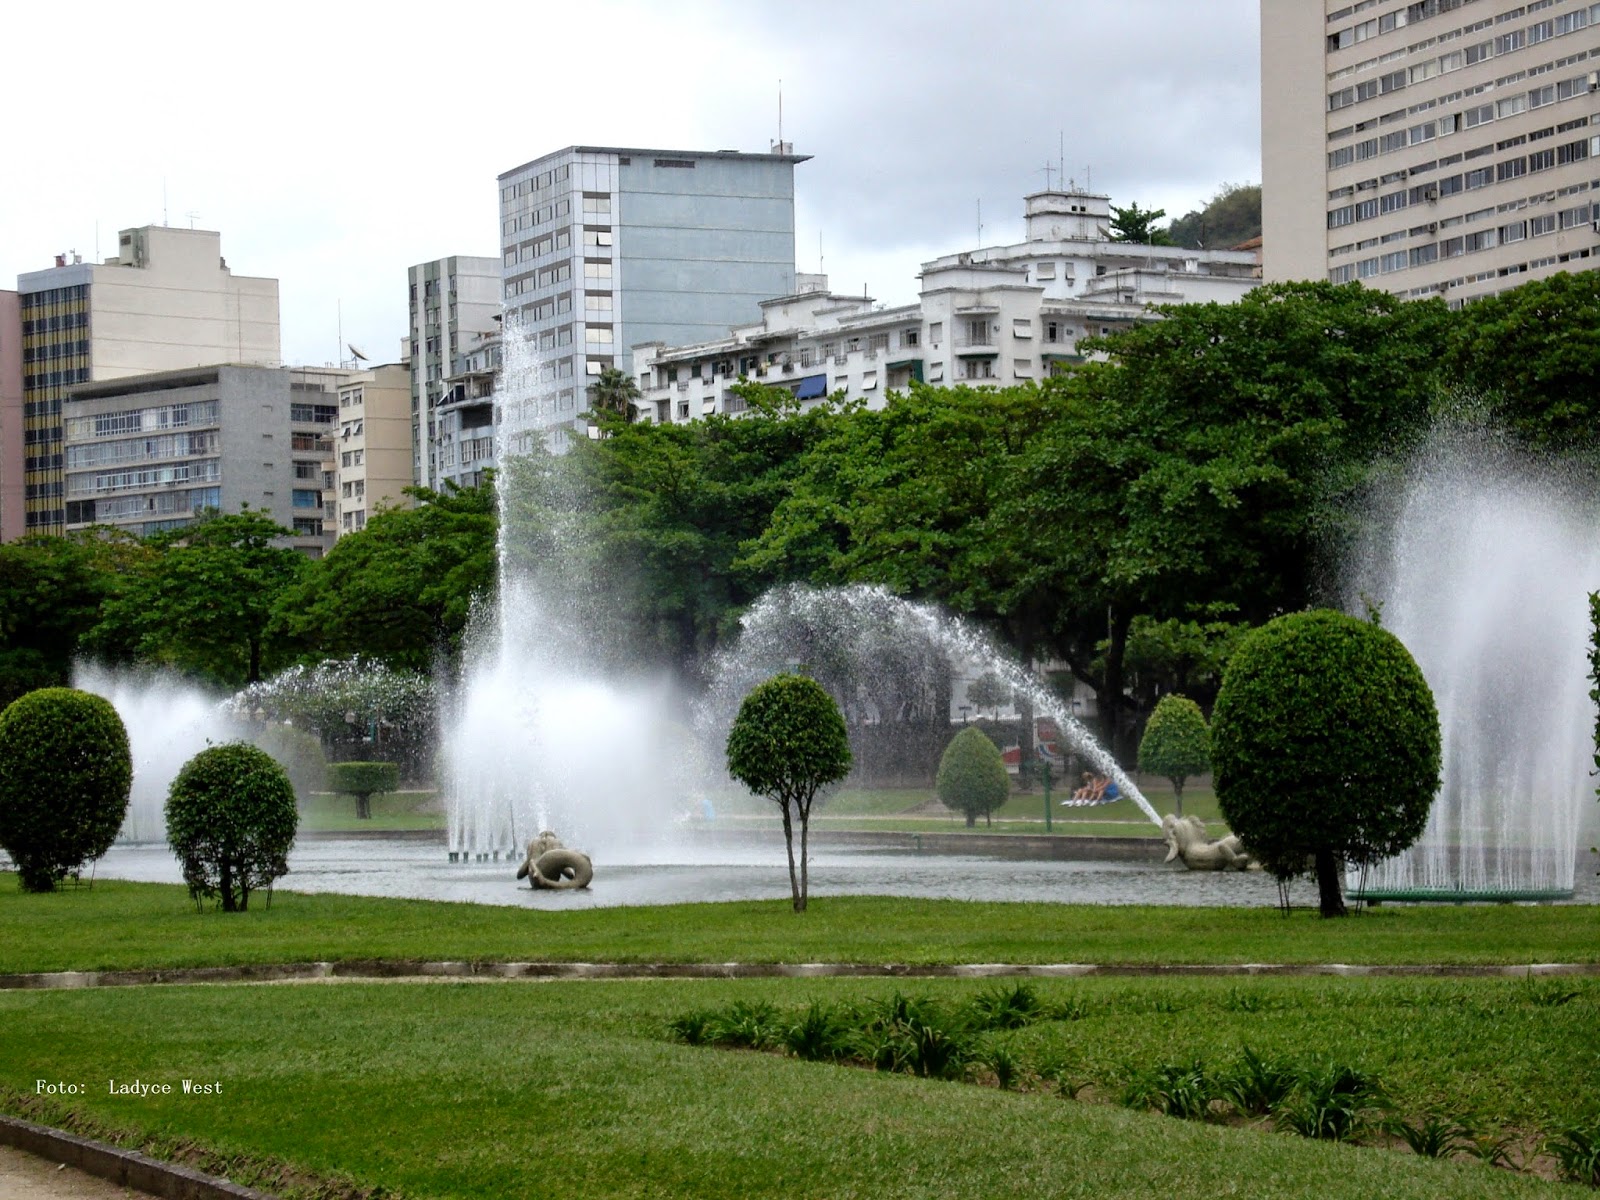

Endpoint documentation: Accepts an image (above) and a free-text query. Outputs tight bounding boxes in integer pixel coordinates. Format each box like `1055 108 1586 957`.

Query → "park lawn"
296 790 443 833
0 976 1589 1200
1 875 1597 975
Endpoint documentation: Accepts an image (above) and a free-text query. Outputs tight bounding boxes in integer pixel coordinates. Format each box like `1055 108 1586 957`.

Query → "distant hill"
1166 184 1262 250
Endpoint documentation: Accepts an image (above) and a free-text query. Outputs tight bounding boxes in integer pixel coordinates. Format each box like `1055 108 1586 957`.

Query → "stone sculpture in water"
515 830 594 890
1161 813 1256 871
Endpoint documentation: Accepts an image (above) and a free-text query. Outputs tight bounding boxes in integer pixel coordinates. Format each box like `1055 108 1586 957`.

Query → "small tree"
166 743 297 912
964 671 1012 720
0 688 131 892
326 761 400 819
1211 610 1440 917
936 726 1010 828
1137 694 1211 817
725 673 852 912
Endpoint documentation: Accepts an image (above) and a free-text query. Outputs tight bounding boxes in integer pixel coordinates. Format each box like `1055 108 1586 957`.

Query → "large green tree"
585 366 643 424
1444 271 1600 450
87 511 305 686
1136 694 1210 816
1211 610 1441 918
1109 202 1173 245
1166 184 1262 250
271 483 495 674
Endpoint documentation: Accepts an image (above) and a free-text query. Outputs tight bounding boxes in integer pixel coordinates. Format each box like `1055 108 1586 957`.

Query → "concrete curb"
0 1114 275 1199
1 959 1597 989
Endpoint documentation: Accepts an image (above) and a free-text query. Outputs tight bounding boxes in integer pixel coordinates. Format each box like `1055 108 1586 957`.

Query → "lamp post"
1040 754 1053 832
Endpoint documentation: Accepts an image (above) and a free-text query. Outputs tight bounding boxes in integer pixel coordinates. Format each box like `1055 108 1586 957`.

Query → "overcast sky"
3 0 1261 368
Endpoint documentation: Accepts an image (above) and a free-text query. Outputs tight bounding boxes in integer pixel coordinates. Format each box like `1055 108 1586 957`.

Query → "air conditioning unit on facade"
1424 186 1439 201
1427 221 1440 233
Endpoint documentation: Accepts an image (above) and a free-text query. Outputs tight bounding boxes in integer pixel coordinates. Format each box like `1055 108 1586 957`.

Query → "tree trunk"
1101 604 1133 762
781 803 802 912
798 805 810 913
357 793 371 819
1314 848 1347 918
220 859 236 913
966 811 975 828
1173 779 1185 818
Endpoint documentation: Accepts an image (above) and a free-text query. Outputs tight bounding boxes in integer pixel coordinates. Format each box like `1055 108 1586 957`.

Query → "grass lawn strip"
0 977 1584 1200
3 876 1596 975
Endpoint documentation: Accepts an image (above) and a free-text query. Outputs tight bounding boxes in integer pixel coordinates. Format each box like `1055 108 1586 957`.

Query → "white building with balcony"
632 189 1258 421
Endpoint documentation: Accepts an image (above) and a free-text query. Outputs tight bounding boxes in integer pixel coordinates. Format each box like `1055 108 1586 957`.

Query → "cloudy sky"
3 0 1260 368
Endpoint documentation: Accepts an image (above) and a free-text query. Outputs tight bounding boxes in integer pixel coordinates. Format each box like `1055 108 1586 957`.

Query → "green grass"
295 790 443 833
1 875 1596 975
0 976 1586 1199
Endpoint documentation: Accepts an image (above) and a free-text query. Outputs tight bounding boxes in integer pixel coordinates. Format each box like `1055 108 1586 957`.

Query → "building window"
901 328 919 348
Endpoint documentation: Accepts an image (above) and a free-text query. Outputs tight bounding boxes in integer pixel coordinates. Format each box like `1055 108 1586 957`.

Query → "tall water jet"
73 664 241 843
1345 430 1598 900
700 584 1163 827
440 319 693 862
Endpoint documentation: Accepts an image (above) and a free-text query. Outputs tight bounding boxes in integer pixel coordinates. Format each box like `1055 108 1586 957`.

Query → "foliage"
165 742 297 912
1109 201 1173 245
1273 1060 1387 1141
0 688 131 892
1118 611 1250 713
325 761 400 820
1387 1112 1473 1159
1214 1045 1300 1117
963 671 1011 717
1544 1118 1600 1186
1445 272 1600 450
725 673 852 911
1211 610 1442 917
584 366 643 424
1121 1059 1214 1120
1137 694 1210 815
935 726 1010 828
269 482 495 674
1166 183 1262 250
0 534 138 707
86 510 306 687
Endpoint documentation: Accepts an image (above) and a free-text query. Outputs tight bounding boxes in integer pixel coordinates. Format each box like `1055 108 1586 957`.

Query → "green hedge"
0 687 131 892
166 742 297 912
1137 694 1210 815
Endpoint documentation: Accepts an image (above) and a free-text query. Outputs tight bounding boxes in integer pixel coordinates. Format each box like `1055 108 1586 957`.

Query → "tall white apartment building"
407 255 500 488
1263 0 1600 300
633 190 1258 421
496 145 805 442
334 362 411 536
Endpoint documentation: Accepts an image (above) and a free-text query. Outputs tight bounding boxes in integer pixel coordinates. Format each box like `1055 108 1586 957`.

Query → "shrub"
1137 694 1210 816
935 726 1010 828
1388 1112 1472 1159
1210 610 1441 917
725 673 852 912
1273 1060 1385 1141
326 761 400 819
1545 1118 1600 1186
0 687 131 892
166 742 297 912
1214 1045 1299 1117
1120 1060 1215 1121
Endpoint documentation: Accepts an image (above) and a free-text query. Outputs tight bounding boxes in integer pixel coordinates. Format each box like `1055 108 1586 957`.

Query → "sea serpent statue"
1161 813 1257 872
515 831 594 890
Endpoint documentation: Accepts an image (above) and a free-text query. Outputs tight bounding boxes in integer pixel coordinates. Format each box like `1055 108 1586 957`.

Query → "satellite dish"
348 343 369 362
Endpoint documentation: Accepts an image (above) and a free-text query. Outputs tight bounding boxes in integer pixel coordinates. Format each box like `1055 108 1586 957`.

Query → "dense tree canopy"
1109 202 1172 245
1166 183 1262 250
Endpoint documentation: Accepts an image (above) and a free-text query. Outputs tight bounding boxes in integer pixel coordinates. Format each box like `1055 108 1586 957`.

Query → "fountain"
1345 429 1598 901
697 583 1163 828
72 664 241 843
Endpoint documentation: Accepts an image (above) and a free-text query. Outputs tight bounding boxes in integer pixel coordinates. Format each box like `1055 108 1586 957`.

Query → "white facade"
335 362 411 536
408 256 500 488
1263 0 1600 300
633 191 1258 420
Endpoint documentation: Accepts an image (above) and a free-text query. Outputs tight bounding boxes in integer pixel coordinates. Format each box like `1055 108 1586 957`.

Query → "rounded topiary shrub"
1210 610 1440 917
936 726 1010 828
1137 694 1211 816
326 761 400 819
166 742 297 912
0 687 132 892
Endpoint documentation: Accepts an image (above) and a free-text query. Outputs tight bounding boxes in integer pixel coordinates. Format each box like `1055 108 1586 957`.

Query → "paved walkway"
0 1145 148 1199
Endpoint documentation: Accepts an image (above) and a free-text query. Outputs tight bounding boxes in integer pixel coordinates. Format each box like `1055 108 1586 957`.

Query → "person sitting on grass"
1067 773 1120 804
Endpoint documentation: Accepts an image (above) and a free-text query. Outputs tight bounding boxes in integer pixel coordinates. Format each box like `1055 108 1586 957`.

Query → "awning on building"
794 373 828 400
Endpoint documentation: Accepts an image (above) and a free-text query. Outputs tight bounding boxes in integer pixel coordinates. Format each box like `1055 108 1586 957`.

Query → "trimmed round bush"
936 726 1010 828
0 687 132 892
726 673 852 912
327 761 400 819
1137 694 1211 816
166 742 297 912
1210 610 1440 917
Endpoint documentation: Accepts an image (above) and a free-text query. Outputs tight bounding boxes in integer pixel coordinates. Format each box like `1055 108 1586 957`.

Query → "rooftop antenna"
348 344 369 363
162 178 168 227
1059 131 1065 191
977 198 983 245
1041 161 1055 190
819 231 824 276
185 211 199 230
778 78 783 146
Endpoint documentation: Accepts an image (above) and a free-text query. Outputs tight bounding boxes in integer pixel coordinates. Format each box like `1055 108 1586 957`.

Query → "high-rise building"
333 362 411 536
496 145 806 441
407 256 500 488
0 291 22 542
62 364 338 555
1262 0 1600 299
15 226 279 532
